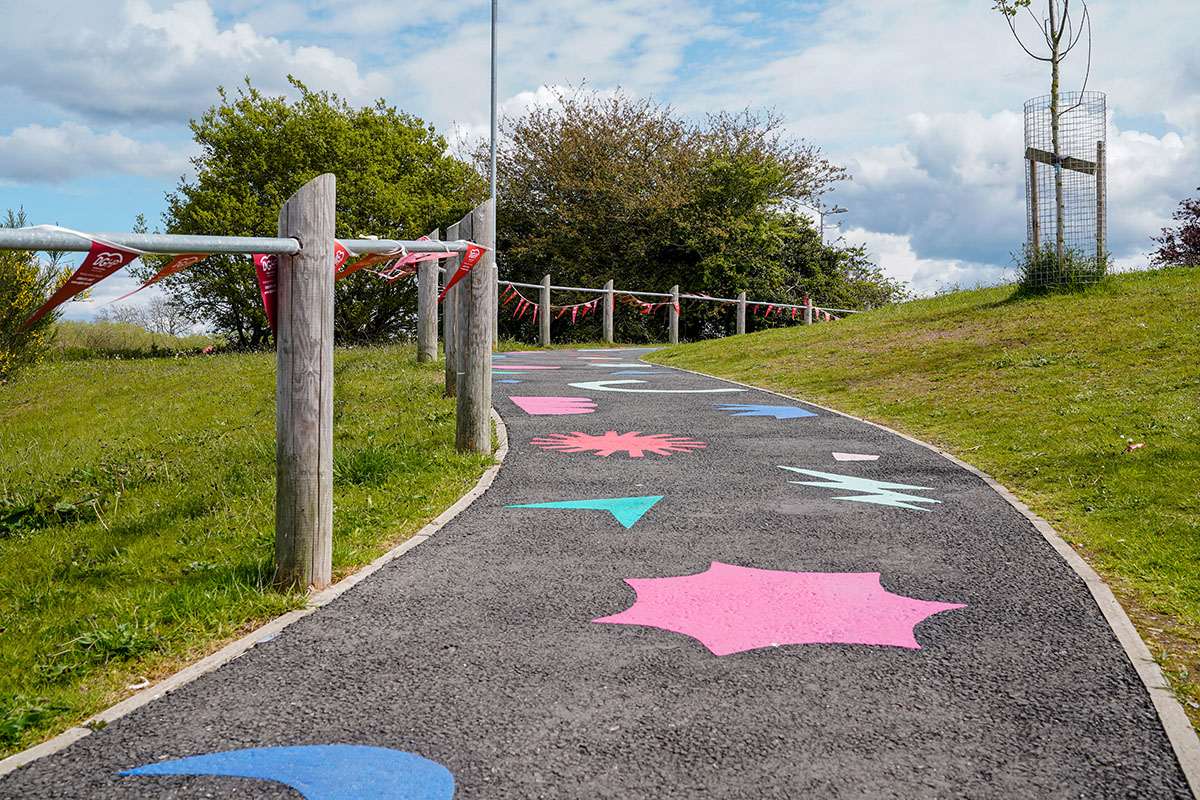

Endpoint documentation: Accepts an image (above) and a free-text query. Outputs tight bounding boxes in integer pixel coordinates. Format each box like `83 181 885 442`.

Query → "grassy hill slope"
0 345 491 756
650 267 1200 724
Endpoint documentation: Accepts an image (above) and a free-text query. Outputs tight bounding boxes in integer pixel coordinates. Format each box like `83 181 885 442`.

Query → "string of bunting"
500 283 601 326
18 226 487 336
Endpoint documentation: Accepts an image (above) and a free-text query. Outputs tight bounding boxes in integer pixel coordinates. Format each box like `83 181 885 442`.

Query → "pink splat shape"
496 364 561 370
592 562 965 655
510 396 597 415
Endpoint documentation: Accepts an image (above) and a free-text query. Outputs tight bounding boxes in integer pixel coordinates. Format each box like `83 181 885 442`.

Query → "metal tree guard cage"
1023 90 1107 286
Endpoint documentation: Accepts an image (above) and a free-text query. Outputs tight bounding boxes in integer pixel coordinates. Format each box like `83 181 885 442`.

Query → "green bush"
0 210 69 382
1016 243 1108 290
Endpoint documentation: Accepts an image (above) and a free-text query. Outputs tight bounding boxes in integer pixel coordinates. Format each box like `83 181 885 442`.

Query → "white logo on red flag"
21 239 141 330
253 254 279 335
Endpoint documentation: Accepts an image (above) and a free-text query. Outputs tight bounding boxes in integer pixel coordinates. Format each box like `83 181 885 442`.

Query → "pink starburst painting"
531 431 706 457
592 562 965 655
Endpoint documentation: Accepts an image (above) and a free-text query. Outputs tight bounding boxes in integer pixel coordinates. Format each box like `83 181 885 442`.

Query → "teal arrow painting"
507 495 664 529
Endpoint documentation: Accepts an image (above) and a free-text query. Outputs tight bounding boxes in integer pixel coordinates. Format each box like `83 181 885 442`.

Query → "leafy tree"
485 87 901 342
151 77 484 346
1151 188 1200 268
0 209 69 382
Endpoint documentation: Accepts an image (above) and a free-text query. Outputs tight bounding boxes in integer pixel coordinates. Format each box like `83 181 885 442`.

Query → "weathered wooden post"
804 296 813 325
493 263 500 349
736 291 746 335
274 173 335 591
443 222 461 396
603 279 614 343
1029 160 1041 251
539 274 551 346
668 285 680 345
456 199 494 454
417 228 439 362
1095 140 1106 266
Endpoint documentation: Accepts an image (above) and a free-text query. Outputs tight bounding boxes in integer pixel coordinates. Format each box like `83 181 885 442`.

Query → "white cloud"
0 0 390 125
0 122 194 184
841 226 1007 296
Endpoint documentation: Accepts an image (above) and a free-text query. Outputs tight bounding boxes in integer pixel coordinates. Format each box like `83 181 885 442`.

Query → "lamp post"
817 204 848 245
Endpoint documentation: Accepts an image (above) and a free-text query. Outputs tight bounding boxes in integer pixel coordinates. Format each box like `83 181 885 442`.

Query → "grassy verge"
649 267 1200 724
0 345 492 756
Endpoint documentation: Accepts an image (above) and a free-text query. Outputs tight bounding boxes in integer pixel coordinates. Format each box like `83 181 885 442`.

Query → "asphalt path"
1 347 1191 798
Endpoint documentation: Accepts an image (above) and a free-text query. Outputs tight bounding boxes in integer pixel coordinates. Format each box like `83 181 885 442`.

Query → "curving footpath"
1 347 1195 798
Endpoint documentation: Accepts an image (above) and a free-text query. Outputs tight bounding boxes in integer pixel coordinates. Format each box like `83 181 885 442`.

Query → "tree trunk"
1050 1 1065 264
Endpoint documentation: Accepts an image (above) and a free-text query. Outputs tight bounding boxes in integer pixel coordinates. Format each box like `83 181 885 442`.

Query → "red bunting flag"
337 251 398 281
333 241 350 273
791 307 797 321
252 253 279 334
110 253 209 304
22 239 142 330
438 243 487 300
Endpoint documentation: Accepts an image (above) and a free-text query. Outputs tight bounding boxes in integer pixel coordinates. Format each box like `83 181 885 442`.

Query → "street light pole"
817 204 848 245
489 0 499 346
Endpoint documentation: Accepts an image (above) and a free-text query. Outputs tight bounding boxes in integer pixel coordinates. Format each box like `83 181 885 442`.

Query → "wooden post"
539 274 551 346
668 285 680 345
456 199 493 454
443 222 460 396
1096 140 1106 266
736 292 746 335
417 228 439 362
804 296 813 325
274 173 335 591
1029 159 1041 251
493 262 500 349
603 279 614 343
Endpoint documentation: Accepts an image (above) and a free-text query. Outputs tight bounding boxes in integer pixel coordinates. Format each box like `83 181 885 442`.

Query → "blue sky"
1 0 1197 317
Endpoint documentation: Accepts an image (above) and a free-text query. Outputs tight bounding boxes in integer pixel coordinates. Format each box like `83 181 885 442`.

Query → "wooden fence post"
668 285 680 345
493 262 500 349
274 173 335 591
603 279 614 343
443 222 460 396
417 228 439 362
539 274 551 346
1096 140 1106 265
736 291 746 335
804 296 813 325
456 199 493 454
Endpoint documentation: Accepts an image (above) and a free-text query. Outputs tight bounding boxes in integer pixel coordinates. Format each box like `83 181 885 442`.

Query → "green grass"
0 344 491 755
49 319 221 360
649 267 1200 723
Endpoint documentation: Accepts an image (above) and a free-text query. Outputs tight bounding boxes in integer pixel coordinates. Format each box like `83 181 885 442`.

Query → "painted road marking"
779 467 940 511
715 403 817 419
509 396 597 415
833 452 880 462
507 495 664 529
121 745 455 800
592 562 965 655
568 379 745 395
532 431 706 458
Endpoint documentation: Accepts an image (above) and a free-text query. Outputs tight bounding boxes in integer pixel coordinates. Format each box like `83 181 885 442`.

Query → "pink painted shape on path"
832 452 880 462
578 356 619 360
592 562 965 655
509 396 597 415
495 364 561 370
532 431 706 457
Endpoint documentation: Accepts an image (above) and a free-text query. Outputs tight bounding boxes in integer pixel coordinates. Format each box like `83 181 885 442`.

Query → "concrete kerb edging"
0 410 510 779
655 360 1200 798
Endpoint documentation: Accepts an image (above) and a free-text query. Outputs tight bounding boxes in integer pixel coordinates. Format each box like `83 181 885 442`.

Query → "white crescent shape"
568 379 746 394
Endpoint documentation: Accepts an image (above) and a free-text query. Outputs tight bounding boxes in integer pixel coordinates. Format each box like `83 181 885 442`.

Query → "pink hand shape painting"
593 562 964 655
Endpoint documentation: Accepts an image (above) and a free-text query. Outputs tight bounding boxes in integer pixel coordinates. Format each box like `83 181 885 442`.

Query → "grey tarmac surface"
1 347 1192 798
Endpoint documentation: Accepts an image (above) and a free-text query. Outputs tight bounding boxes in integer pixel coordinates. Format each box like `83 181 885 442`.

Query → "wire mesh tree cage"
1023 90 1107 286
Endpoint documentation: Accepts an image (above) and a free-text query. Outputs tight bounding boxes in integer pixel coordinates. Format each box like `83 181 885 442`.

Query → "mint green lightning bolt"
777 467 941 511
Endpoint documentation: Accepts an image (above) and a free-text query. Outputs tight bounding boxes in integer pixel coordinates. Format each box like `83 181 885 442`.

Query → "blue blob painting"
496 379 521 384
120 745 455 800
507 495 664 529
715 403 817 419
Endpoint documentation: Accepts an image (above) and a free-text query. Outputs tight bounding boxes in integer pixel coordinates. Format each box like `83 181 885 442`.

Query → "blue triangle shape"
506 495 664 529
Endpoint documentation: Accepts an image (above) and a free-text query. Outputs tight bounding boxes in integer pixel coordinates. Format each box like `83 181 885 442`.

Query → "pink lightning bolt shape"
592 562 965 655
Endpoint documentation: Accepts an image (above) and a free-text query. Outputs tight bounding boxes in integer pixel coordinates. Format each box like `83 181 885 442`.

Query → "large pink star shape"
592 562 965 655
530 431 706 457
